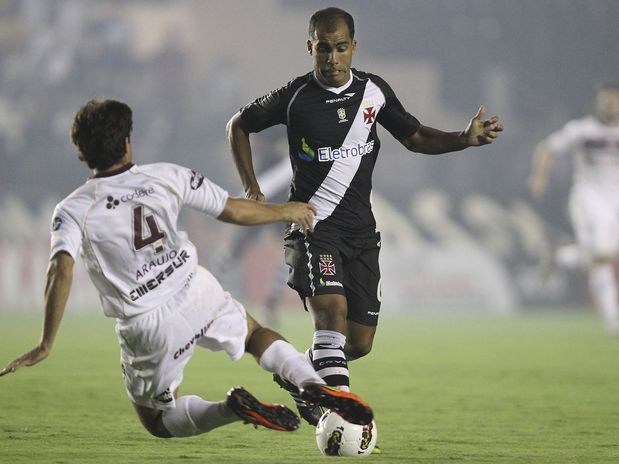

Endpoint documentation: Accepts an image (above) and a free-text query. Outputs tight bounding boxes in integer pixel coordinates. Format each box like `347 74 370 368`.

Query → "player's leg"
120 268 299 438
342 232 382 359
133 400 173 438
117 310 243 438
283 230 351 390
244 309 372 425
570 186 619 333
589 255 619 333
132 390 246 438
245 311 324 388
306 293 351 390
345 322 377 360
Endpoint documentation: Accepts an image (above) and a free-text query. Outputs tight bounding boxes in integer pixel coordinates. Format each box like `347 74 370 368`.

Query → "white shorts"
114 266 248 410
569 183 619 259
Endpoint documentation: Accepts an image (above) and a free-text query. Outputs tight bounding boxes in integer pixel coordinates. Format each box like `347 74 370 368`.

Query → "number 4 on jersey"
133 205 165 253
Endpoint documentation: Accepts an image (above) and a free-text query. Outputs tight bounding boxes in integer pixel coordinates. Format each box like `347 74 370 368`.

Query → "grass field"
1 309 618 463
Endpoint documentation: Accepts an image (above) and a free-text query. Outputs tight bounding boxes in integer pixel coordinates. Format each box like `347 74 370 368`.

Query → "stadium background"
1 0 618 315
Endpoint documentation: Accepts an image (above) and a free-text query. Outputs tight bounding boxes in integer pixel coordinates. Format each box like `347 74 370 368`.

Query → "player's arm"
400 106 503 154
226 112 264 202
217 197 317 233
0 251 74 377
528 142 555 202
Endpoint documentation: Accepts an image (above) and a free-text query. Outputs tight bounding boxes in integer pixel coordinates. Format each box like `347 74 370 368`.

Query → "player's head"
71 98 133 170
593 83 619 125
307 7 356 88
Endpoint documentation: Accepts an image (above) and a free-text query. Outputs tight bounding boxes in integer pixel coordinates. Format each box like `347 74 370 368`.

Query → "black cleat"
273 374 324 426
226 386 300 431
300 384 373 426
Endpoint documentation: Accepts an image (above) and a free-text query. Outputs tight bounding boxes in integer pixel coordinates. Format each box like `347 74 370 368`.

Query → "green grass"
1 309 618 463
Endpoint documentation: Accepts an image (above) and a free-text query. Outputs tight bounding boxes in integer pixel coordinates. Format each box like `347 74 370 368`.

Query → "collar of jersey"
313 71 353 94
90 162 134 179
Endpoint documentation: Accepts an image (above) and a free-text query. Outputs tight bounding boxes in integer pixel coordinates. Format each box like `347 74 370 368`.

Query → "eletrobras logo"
317 140 375 162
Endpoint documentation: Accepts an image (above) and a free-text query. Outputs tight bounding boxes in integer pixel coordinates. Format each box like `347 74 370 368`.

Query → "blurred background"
1 0 618 316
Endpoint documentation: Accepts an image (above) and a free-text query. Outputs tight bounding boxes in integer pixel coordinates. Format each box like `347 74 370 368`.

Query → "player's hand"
245 188 266 203
463 106 504 146
284 202 317 234
0 345 50 377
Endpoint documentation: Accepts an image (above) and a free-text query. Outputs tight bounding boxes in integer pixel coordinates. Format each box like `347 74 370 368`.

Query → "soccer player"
0 98 373 439
226 7 503 424
529 83 619 334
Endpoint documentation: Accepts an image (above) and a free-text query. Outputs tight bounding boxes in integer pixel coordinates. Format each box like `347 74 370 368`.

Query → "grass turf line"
0 310 618 463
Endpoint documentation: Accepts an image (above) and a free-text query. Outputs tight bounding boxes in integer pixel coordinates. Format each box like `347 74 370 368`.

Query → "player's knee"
145 425 173 438
134 406 173 438
140 420 173 438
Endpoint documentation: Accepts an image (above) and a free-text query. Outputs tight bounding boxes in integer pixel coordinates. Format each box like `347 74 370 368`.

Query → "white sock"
589 264 619 328
259 339 324 388
312 330 350 392
162 395 239 437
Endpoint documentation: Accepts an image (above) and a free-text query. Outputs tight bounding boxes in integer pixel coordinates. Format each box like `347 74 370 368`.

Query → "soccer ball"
315 410 377 457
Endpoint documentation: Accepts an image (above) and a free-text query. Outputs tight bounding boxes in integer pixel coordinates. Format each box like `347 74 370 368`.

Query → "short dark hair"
308 7 355 39
71 98 133 170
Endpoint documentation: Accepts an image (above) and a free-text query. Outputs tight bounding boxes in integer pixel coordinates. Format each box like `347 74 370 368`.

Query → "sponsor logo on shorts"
129 249 190 301
319 254 336 276
173 322 213 360
367 311 379 316
317 140 375 162
318 277 343 288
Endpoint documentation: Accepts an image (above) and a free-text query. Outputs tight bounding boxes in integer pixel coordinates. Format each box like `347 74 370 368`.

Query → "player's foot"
300 384 373 426
226 386 300 431
273 374 324 426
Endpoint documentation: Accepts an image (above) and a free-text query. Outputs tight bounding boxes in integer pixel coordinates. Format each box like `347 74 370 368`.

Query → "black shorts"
284 229 382 326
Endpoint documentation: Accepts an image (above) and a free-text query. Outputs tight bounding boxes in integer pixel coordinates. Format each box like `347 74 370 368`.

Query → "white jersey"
50 163 229 319
547 115 619 191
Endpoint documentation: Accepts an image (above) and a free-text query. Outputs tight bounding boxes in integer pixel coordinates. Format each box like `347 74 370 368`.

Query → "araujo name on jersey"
129 249 189 301
317 140 375 162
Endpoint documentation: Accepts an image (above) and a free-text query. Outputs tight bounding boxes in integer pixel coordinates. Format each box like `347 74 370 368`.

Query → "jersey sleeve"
372 75 421 139
49 206 82 260
165 164 229 217
546 119 582 157
239 85 290 133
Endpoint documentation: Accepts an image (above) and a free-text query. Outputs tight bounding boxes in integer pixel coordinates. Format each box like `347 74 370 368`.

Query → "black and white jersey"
240 69 420 237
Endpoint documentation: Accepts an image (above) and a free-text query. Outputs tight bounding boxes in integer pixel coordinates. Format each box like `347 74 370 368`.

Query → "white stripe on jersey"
307 77 386 226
